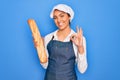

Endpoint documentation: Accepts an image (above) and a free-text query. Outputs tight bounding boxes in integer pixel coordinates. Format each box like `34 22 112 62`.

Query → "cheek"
64 18 70 24
54 19 57 23
54 20 58 25
64 16 70 22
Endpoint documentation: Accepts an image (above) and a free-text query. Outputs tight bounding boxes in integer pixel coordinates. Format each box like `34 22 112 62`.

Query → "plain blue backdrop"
0 0 120 80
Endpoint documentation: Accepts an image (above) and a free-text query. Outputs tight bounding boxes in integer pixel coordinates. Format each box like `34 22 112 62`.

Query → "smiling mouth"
58 22 64 26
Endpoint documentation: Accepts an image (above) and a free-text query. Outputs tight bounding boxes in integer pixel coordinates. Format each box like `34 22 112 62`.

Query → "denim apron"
45 36 77 80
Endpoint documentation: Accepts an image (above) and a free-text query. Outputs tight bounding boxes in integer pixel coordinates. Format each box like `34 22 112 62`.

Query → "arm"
40 32 54 69
77 37 88 73
40 37 49 69
70 27 88 73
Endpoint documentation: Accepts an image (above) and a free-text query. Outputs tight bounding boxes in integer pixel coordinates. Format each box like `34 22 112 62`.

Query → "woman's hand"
32 35 47 63
32 35 39 48
70 26 84 54
32 34 44 48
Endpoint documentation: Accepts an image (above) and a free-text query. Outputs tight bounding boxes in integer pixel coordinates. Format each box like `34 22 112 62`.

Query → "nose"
57 17 61 23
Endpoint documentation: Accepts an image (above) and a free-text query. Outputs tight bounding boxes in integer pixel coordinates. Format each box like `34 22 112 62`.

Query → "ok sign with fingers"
70 26 84 54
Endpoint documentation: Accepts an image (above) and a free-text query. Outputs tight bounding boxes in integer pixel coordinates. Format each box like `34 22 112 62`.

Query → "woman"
34 4 88 80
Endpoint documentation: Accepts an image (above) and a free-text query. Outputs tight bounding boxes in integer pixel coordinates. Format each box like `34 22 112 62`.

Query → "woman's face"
53 10 70 30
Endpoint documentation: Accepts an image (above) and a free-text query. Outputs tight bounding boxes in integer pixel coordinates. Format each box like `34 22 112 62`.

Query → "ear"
69 16 71 20
68 16 71 22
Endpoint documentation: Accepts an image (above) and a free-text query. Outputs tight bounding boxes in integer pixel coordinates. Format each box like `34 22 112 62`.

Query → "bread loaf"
27 19 47 63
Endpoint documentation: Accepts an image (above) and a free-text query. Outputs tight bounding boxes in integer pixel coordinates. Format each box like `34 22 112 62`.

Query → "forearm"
77 36 88 73
77 53 88 73
77 45 84 54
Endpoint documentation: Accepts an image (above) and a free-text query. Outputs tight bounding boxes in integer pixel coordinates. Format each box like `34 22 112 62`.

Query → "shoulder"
44 30 57 45
71 29 75 34
44 32 53 40
44 30 57 40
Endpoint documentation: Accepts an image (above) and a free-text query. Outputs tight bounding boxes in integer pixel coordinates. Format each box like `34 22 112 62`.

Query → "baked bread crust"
27 19 47 63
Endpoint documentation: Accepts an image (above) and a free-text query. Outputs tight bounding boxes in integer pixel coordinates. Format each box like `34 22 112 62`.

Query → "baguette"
27 19 47 63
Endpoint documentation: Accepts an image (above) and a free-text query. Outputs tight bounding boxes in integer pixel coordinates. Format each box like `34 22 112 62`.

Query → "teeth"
59 23 63 26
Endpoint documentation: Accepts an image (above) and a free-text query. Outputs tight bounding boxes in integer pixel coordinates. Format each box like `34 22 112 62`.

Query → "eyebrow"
53 12 66 18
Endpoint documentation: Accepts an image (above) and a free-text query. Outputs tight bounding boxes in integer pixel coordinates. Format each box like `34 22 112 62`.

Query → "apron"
45 36 77 80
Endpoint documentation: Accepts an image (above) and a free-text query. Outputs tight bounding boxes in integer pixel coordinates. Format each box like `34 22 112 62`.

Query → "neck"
57 26 71 41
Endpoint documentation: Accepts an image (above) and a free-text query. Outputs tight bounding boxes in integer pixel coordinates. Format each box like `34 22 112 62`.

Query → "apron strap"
51 36 54 40
51 35 72 42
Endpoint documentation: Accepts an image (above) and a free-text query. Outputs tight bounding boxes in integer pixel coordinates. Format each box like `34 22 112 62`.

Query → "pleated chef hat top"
50 4 74 22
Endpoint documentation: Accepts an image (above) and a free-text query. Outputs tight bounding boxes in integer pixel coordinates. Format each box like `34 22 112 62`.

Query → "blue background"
0 0 120 80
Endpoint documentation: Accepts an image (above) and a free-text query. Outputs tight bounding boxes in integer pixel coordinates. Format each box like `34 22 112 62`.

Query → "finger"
32 34 35 39
78 27 83 37
76 25 79 34
33 40 37 48
80 27 83 35
70 34 75 40
70 36 76 43
70 34 77 41
32 34 33 37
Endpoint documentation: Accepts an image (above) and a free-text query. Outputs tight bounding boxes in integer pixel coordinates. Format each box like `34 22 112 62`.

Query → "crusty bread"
27 19 47 63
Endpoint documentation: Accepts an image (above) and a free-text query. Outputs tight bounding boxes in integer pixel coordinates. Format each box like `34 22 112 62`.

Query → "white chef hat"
50 4 74 22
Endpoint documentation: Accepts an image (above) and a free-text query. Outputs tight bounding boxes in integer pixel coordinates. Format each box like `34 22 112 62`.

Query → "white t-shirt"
41 29 88 73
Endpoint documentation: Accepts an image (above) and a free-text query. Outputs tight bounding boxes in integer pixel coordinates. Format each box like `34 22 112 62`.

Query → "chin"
58 27 65 30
